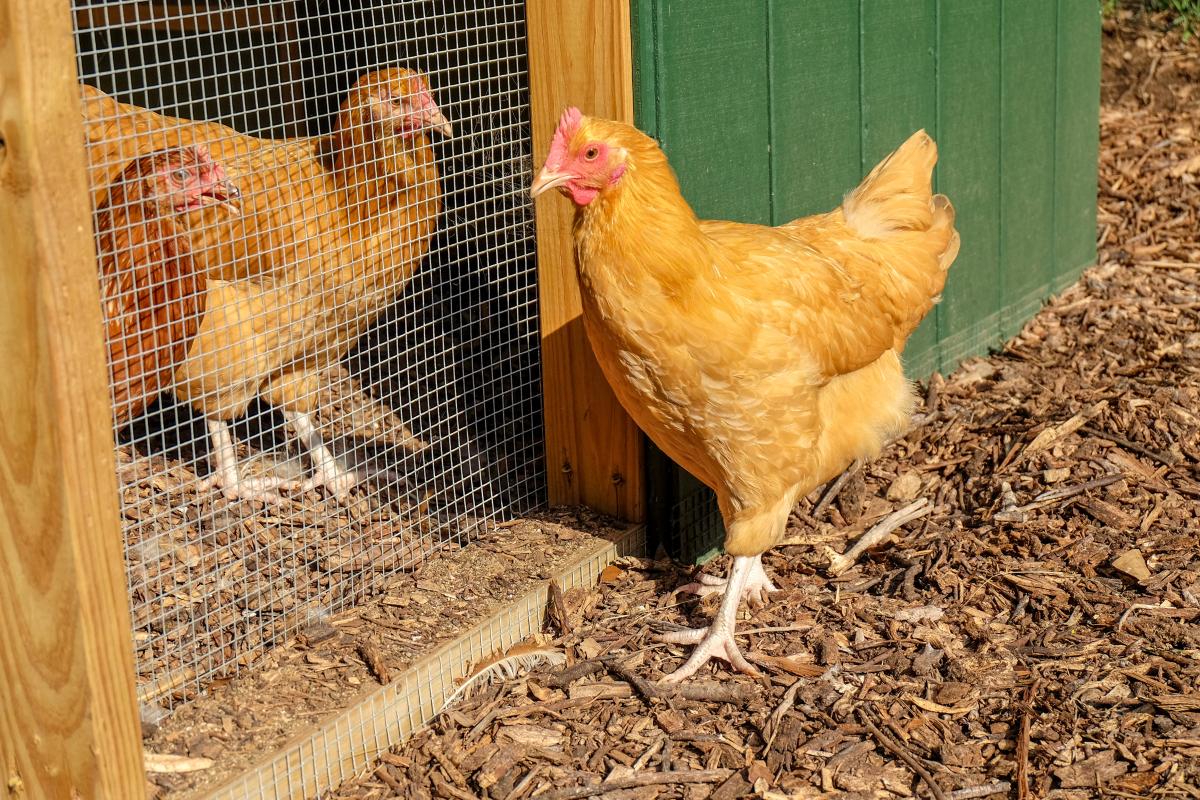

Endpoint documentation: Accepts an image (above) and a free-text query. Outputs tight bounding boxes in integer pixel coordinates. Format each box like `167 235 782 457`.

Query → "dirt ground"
325 12 1200 800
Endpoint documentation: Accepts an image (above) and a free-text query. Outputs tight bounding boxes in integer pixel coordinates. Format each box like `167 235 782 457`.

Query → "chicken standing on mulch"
328 12 1199 800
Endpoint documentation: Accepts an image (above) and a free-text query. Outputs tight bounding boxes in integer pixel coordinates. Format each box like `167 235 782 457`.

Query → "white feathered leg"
677 552 777 606
199 418 301 504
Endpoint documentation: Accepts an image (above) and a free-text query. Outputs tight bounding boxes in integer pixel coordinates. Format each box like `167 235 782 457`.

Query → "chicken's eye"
390 96 405 107
171 168 189 183
584 146 600 161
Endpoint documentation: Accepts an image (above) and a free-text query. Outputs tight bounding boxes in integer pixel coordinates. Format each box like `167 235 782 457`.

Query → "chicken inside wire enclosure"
74 0 545 710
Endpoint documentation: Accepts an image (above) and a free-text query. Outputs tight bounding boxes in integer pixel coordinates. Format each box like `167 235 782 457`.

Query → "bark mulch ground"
325 12 1200 800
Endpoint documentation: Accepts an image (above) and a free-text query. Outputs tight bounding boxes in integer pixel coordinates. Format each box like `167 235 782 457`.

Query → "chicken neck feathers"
97 188 204 425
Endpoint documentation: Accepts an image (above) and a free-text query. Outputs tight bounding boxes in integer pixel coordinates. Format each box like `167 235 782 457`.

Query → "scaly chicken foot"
678 552 777 607
283 409 360 501
659 555 763 682
200 419 302 504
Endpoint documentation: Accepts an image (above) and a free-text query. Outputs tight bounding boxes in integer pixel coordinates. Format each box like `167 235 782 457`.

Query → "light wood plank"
526 0 644 521
0 2 145 798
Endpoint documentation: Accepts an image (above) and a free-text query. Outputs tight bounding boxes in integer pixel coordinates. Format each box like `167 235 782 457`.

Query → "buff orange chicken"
531 109 959 681
169 70 448 504
81 69 451 282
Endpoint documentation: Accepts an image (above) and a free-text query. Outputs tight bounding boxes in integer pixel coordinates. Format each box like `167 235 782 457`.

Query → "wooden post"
0 1 145 798
527 0 645 522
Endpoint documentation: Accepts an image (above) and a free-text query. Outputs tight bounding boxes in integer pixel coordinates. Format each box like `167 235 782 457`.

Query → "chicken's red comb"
547 106 584 167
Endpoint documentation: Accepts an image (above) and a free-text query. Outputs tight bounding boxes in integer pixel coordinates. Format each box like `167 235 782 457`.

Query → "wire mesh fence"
72 0 545 714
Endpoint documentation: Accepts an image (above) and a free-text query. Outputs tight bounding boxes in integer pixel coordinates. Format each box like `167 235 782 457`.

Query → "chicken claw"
300 462 359 501
200 419 301 504
659 555 763 683
678 553 777 607
284 409 360 501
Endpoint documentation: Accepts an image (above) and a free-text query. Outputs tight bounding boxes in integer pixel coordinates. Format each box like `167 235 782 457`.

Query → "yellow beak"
197 180 242 215
530 167 573 198
426 108 454 138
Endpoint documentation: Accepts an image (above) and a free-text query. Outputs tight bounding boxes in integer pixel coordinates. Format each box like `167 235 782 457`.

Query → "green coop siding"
631 0 1100 562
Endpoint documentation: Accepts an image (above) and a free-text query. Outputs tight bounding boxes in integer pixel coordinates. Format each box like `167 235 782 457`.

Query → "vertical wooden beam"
527 0 645 522
0 1 145 798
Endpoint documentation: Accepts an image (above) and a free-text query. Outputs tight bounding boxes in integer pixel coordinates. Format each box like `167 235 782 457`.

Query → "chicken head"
136 145 242 216
530 106 627 206
348 68 454 140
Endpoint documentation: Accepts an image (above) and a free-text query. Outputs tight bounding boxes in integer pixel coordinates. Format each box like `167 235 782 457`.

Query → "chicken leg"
283 409 360 501
658 555 764 683
199 418 302 504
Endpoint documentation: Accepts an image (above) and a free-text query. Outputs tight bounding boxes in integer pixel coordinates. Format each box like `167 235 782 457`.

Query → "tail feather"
842 129 939 239
838 131 960 350
931 193 960 274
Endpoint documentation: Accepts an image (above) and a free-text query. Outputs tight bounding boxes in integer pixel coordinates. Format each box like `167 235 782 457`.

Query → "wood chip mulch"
327 12 1199 800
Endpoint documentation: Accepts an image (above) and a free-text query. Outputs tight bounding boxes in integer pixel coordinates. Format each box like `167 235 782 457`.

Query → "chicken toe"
200 419 300 504
284 409 360 501
678 552 777 607
658 555 763 682
300 460 359 501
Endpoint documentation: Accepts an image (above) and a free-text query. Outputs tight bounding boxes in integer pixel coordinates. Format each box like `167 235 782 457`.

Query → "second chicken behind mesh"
86 68 451 504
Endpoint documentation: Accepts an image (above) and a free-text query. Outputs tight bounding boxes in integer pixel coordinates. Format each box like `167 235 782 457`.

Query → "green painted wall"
631 0 1101 560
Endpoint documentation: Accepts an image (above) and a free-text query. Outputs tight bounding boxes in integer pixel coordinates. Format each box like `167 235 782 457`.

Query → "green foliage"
1103 0 1200 37
1155 0 1200 36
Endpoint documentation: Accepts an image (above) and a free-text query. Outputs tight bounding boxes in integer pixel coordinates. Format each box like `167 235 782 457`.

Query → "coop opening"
75 0 560 735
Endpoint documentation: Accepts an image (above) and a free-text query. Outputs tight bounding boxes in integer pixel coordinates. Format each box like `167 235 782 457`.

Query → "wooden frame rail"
527 0 644 523
0 1 145 798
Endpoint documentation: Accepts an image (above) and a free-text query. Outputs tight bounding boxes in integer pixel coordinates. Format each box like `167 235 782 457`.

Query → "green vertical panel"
769 1 861 224
1000 1 1058 338
631 0 661 138
654 0 771 222
632 0 772 561
935 0 1003 372
1054 0 1100 288
861 0 939 377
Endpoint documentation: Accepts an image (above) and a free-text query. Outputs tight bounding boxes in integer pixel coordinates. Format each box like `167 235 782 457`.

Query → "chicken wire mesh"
72 0 545 713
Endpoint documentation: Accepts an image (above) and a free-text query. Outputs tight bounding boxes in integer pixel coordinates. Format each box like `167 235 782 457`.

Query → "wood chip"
1111 548 1152 581
144 753 215 773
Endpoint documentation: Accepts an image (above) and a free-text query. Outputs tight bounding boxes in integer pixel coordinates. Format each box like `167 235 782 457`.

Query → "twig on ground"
605 660 757 704
1118 600 1177 631
947 781 1012 800
534 769 733 800
994 473 1125 522
826 499 932 576
543 659 605 689
547 580 572 636
763 679 803 750
1016 682 1037 800
1080 424 1177 466
857 708 947 800
812 460 862 520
